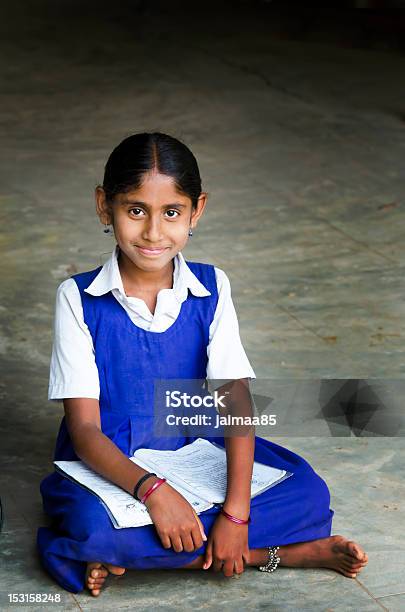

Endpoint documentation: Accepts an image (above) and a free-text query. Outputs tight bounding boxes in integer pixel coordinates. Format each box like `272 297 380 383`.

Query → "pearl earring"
188 227 193 237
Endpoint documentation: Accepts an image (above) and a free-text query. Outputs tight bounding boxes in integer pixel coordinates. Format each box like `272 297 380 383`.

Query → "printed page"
54 460 213 529
132 438 290 504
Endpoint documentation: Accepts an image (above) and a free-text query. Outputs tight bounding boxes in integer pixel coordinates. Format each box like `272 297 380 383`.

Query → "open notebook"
54 438 292 529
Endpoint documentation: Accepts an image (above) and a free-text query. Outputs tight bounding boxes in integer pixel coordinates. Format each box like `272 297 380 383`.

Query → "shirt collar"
84 245 211 300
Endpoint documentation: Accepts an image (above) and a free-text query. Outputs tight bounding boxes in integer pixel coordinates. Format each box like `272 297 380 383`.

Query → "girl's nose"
141 216 163 243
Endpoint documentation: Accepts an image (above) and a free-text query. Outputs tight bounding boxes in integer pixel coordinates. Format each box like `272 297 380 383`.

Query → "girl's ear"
190 192 208 229
95 186 113 225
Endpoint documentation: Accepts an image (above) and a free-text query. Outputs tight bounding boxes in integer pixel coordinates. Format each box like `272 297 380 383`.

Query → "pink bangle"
221 508 251 525
140 477 167 504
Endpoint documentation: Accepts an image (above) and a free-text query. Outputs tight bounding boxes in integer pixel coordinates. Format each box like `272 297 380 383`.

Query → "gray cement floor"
1 2 404 610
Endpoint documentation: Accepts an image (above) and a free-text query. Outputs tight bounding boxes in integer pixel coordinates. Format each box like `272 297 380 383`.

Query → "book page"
133 438 290 504
54 460 213 529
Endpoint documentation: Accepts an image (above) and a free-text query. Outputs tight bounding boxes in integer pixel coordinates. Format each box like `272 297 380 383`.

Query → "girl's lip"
135 246 169 256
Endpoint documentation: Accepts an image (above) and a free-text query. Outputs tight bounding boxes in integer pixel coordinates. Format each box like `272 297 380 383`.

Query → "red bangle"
221 508 251 525
140 477 167 504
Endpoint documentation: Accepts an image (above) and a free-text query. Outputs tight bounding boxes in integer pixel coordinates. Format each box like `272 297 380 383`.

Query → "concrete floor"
1 2 405 610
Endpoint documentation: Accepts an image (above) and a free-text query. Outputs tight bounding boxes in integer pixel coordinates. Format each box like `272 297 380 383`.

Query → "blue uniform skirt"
37 432 334 594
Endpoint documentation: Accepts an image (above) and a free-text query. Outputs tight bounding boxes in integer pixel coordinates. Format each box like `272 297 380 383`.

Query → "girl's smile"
134 245 170 257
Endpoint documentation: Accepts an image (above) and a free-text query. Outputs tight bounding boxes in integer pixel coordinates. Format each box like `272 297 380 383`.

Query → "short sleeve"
48 278 100 401
206 268 256 381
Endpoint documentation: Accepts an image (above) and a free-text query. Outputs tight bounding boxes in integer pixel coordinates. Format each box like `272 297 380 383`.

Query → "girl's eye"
165 210 180 218
129 208 145 216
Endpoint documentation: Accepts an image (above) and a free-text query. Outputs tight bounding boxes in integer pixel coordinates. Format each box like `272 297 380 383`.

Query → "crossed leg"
85 535 368 596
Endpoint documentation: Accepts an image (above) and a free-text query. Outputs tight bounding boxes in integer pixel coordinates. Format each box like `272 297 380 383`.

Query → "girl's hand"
203 512 250 577
144 481 207 552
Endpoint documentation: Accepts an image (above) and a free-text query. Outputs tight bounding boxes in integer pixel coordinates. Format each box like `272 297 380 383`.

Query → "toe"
353 561 367 570
86 562 107 595
347 540 366 561
343 553 361 566
342 556 366 573
86 561 125 596
341 569 357 579
348 563 365 572
91 567 108 579
105 564 126 576
342 561 357 573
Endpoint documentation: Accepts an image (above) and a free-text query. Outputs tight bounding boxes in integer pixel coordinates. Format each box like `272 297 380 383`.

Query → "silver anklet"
258 546 281 573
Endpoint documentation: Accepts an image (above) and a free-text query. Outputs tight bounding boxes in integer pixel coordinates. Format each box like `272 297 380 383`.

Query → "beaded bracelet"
140 477 167 504
220 508 251 525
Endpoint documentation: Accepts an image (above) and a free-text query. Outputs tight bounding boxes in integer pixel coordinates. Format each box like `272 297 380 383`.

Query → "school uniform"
37 246 334 593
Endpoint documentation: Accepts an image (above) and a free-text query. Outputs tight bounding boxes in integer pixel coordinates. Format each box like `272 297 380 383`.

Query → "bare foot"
259 535 368 579
85 562 126 596
170 536 368 580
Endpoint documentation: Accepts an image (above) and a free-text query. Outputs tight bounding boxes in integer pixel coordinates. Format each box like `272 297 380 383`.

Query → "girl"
37 132 368 596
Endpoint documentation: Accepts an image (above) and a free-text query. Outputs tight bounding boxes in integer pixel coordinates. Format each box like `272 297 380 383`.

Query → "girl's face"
95 171 207 274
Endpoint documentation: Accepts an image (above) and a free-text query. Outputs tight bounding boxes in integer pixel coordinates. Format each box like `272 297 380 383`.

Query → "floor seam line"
70 593 83 610
355 579 389 611
376 591 405 599
188 43 321 110
315 217 398 265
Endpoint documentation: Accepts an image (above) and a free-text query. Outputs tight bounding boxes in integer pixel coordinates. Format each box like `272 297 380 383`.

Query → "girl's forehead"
135 172 176 192
120 173 191 205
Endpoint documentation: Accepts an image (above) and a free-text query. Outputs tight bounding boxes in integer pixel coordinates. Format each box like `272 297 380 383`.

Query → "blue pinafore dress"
37 262 334 594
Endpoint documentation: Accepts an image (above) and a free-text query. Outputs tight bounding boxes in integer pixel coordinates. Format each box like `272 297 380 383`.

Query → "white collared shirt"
48 246 256 401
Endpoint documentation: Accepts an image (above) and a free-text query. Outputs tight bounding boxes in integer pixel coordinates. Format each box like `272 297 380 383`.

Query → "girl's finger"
181 532 195 553
171 535 184 553
213 555 224 573
159 531 172 550
190 524 204 551
203 542 213 569
242 548 251 566
193 510 207 541
222 559 235 577
234 558 244 575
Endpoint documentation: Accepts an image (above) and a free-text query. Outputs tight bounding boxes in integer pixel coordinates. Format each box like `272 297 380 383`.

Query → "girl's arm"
64 398 207 550
64 397 156 499
203 379 255 574
222 378 255 519
223 431 255 519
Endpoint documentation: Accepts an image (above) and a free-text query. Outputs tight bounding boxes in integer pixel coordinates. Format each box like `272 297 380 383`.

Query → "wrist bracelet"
221 507 251 525
140 477 167 504
133 472 157 501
